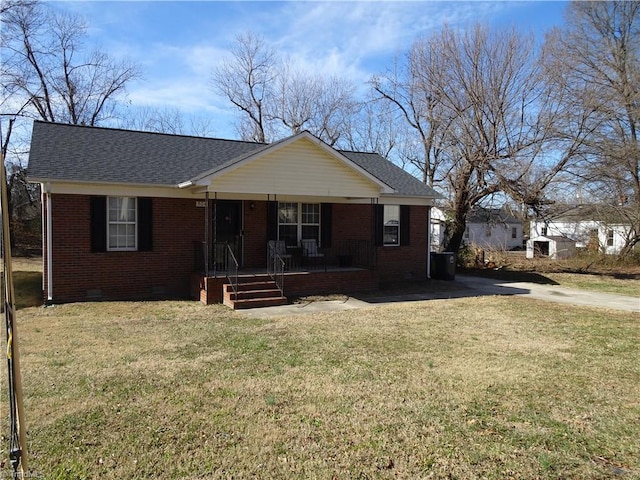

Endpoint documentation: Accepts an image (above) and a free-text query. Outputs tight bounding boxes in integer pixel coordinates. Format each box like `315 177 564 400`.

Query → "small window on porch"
383 205 400 246
278 202 320 246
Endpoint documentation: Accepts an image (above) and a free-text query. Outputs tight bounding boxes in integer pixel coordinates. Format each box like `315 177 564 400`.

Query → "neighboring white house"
430 207 447 252
463 207 524 250
526 235 576 260
529 205 632 255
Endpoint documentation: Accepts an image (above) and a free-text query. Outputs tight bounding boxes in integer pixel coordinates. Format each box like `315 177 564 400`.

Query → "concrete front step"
223 280 288 309
228 289 283 301
229 281 278 292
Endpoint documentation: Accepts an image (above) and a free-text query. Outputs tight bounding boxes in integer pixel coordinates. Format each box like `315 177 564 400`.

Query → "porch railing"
224 243 239 297
266 243 285 296
194 239 377 276
193 241 233 276
329 239 376 270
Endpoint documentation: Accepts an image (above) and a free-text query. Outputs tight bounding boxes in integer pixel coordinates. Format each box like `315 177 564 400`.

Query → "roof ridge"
32 120 266 146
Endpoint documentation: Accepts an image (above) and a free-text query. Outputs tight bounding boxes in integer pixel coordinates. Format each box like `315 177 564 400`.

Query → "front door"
215 200 243 266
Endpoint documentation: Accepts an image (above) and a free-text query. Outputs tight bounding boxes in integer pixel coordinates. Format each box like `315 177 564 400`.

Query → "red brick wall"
47 196 429 303
376 205 429 281
284 269 378 297
333 203 429 281
48 194 205 303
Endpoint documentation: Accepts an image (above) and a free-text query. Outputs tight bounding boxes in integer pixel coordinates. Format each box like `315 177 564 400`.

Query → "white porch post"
204 191 209 277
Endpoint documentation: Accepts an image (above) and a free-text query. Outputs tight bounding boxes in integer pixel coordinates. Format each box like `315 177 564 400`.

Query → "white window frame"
107 196 137 251
383 205 400 246
606 229 614 247
278 202 320 246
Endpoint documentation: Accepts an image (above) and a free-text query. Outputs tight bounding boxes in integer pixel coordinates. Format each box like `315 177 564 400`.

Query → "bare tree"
544 1 640 255
1 0 139 250
370 47 451 187
212 32 359 146
212 32 278 143
343 99 402 159
372 25 567 253
305 75 358 147
120 106 214 137
1 1 139 126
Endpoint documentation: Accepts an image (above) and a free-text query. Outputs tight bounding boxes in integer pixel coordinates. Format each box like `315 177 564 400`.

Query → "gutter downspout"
45 183 53 303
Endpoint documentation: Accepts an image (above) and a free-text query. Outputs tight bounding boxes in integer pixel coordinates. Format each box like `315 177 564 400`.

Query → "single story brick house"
27 121 441 307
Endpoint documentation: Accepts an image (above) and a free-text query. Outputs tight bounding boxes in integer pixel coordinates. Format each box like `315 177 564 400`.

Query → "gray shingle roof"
28 121 440 198
467 207 521 224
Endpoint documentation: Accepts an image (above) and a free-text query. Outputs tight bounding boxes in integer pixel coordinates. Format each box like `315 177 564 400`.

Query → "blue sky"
50 1 569 138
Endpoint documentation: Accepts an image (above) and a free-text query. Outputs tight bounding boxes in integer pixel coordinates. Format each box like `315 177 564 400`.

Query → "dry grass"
10 256 42 273
4 296 639 479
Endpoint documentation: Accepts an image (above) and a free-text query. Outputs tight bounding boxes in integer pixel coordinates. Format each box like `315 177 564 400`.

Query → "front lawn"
9 297 640 479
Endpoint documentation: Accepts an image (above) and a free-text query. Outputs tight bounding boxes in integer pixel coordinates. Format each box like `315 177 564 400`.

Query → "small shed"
526 235 576 260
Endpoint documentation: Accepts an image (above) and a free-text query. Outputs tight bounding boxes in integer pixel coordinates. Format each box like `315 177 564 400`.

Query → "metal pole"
204 192 209 277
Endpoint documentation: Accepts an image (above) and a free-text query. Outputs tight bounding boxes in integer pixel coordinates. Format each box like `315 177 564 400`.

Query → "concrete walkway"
241 274 639 318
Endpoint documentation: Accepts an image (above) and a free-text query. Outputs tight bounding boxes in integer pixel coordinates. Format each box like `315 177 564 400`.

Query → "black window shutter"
321 203 332 248
138 197 153 251
90 196 107 253
374 204 384 246
400 205 411 246
267 201 278 241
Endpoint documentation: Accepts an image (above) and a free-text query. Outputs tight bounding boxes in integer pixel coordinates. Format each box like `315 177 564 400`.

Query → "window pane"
108 197 118 221
301 225 320 242
383 205 400 245
302 203 319 224
108 197 136 222
384 226 399 245
278 203 297 224
107 196 137 250
279 225 298 246
383 205 399 224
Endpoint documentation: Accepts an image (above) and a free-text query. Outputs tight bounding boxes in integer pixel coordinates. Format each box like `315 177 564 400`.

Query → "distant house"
529 204 633 255
27 121 442 307
463 207 524 251
430 207 447 251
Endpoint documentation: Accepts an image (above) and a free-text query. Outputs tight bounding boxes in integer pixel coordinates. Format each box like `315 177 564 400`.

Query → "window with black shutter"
375 204 410 246
90 196 152 252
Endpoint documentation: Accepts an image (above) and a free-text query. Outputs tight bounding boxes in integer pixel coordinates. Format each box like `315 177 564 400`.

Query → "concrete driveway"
241 274 639 318
454 274 639 313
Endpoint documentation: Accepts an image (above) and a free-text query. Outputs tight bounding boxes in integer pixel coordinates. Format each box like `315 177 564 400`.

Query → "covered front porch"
179 131 437 307
190 199 381 307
